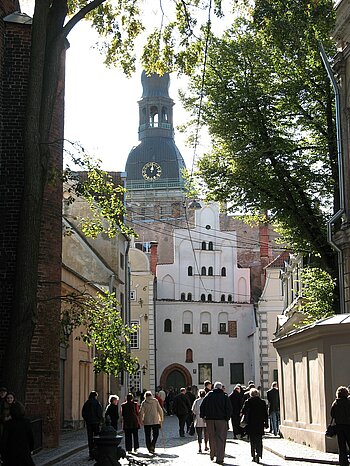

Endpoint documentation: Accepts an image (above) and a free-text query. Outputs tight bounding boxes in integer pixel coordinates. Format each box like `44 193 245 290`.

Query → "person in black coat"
330 386 350 466
0 401 35 466
185 386 196 433
173 388 191 437
241 388 268 464
229 384 244 439
105 395 119 431
121 393 140 454
82 391 103 460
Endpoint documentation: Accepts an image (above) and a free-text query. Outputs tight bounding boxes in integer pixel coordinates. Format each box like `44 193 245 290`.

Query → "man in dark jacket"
200 381 232 465
267 382 280 436
242 388 268 463
82 391 103 459
173 388 191 437
185 386 196 433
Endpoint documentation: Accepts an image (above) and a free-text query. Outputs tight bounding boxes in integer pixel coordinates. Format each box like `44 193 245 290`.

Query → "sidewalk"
34 425 340 466
263 434 338 465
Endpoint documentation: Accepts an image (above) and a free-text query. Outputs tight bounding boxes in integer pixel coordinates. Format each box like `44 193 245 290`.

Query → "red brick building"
0 0 64 447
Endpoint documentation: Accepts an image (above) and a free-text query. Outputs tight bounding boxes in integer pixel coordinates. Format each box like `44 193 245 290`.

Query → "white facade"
156 202 256 391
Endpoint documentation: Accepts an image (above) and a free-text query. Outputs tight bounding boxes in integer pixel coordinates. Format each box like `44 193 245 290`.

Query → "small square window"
219 323 227 334
184 323 191 334
218 358 224 367
201 323 209 334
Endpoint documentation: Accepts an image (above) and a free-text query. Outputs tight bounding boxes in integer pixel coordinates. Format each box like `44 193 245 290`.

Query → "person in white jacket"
139 391 164 454
192 389 207 453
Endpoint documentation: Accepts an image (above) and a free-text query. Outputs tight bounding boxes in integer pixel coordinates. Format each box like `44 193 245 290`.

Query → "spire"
138 71 174 140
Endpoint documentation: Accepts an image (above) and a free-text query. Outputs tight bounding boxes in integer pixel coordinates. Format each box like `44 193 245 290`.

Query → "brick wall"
0 6 65 447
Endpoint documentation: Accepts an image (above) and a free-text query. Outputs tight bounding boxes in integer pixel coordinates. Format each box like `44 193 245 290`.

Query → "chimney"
150 241 158 276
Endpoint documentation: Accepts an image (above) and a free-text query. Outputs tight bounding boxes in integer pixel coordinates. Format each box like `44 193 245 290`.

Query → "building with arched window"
156 202 256 390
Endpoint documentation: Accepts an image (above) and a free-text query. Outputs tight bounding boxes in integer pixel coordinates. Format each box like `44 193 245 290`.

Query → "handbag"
240 414 247 429
188 421 195 436
325 418 336 438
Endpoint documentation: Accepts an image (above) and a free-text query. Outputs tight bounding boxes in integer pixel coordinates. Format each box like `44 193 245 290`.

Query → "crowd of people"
81 379 281 464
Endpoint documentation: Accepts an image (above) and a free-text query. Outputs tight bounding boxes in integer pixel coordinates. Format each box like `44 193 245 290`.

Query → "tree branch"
62 0 106 37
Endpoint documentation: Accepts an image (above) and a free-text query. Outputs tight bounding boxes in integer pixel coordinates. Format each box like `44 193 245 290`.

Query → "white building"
156 202 257 391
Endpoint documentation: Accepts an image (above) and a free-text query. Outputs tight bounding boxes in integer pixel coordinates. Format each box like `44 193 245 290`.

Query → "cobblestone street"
39 416 338 466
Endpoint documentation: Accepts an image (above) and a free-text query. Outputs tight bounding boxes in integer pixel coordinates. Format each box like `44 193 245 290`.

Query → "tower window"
202 241 207 250
221 294 225 302
208 241 214 251
208 294 212 302
221 267 226 277
181 293 186 301
187 293 192 301
188 266 193 276
208 266 213 276
201 267 206 276
201 294 206 302
228 294 233 302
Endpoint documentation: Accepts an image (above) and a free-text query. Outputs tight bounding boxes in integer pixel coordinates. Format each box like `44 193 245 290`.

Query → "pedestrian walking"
192 389 207 453
200 381 232 465
204 380 212 394
165 387 175 415
138 391 163 454
173 387 191 437
121 393 140 454
0 401 35 466
267 382 280 436
185 386 196 433
229 384 244 439
330 385 350 466
82 390 103 460
241 387 268 464
105 395 119 431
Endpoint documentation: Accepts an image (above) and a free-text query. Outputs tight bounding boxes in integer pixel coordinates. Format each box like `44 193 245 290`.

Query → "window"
164 319 172 332
130 290 136 301
130 321 140 349
198 363 212 384
221 267 226 277
183 311 193 334
184 323 191 334
219 323 227 334
221 294 225 302
201 294 206 302
228 320 237 337
273 369 278 382
208 241 213 251
218 358 224 367
207 294 212 302
186 348 193 363
200 312 211 334
202 241 207 250
219 312 228 334
187 293 192 301
208 266 213 276
181 293 186 301
120 252 124 270
228 294 233 302
201 323 209 334
230 363 244 385
201 266 206 276
188 266 193 276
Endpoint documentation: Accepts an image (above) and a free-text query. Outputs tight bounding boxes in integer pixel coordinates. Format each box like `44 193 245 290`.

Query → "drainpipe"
319 42 345 314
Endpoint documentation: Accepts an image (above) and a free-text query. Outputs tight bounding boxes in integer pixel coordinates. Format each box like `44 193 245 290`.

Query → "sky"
19 1 211 173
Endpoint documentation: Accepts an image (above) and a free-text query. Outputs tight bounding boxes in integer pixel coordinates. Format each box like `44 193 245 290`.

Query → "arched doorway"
159 363 192 392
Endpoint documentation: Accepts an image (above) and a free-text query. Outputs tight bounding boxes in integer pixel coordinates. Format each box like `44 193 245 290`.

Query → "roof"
125 137 186 182
265 251 290 269
273 313 350 342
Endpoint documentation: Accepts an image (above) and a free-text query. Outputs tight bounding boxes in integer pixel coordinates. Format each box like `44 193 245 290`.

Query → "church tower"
125 72 187 222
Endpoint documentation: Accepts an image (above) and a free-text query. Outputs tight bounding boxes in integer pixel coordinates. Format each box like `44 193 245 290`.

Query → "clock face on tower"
142 162 162 180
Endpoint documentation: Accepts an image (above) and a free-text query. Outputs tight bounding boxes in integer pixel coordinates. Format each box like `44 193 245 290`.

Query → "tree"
3 0 221 401
182 0 338 277
61 291 138 375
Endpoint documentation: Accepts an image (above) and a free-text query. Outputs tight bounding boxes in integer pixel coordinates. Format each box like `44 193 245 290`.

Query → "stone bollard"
93 417 126 466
